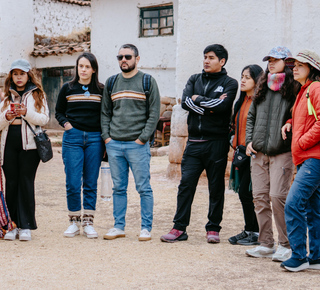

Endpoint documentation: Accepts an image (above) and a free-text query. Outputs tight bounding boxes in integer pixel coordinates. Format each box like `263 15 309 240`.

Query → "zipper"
264 95 275 153
197 78 211 138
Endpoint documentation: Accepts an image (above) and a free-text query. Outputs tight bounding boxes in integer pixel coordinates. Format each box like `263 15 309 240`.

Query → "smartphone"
10 103 21 111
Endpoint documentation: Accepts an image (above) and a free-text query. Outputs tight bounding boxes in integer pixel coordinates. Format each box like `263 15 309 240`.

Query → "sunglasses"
116 54 134 61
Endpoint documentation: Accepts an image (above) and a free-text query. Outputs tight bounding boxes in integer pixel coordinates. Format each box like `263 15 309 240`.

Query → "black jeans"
2 125 40 229
173 139 229 232
238 162 259 232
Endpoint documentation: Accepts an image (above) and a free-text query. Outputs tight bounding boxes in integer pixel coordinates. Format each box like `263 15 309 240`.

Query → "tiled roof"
57 0 91 6
31 41 90 57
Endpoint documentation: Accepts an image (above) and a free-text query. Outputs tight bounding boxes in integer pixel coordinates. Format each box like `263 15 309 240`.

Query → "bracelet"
64 122 70 128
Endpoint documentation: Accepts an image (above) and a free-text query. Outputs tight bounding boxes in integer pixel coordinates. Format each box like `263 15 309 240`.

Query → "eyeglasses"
116 54 134 61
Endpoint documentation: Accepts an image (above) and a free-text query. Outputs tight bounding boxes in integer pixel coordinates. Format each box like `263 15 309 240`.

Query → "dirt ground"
1 146 319 289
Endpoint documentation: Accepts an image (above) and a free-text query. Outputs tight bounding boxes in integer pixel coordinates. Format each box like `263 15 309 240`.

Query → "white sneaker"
246 245 276 258
138 229 152 241
64 221 80 238
103 228 125 240
4 228 19 241
272 245 292 262
19 229 31 241
83 224 98 239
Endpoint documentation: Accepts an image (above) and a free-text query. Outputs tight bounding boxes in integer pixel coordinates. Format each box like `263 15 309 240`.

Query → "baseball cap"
262 46 292 61
285 49 320 71
10 59 31 72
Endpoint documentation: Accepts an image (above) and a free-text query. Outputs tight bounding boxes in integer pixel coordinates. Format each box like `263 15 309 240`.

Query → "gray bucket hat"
10 59 31 72
285 49 320 71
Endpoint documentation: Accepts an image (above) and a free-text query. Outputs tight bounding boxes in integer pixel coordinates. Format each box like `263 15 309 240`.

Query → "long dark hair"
254 63 296 105
69 52 104 93
231 64 263 124
307 65 320 82
2 69 46 113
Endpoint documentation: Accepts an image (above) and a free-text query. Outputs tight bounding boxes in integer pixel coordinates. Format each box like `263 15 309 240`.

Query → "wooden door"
42 67 74 129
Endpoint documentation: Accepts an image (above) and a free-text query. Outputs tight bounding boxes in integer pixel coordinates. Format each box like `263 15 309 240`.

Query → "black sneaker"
228 230 248 245
309 258 320 270
237 232 259 246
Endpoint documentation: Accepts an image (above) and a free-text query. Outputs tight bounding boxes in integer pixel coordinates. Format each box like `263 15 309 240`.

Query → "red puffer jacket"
290 80 320 165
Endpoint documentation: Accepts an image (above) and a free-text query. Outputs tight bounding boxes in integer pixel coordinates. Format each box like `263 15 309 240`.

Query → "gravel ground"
1 147 319 289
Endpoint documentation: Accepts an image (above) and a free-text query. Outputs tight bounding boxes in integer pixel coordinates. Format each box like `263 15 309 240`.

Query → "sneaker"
237 232 259 246
280 257 309 272
160 228 188 243
64 221 80 238
308 258 320 270
272 245 292 262
19 229 31 241
138 229 151 241
228 230 248 245
103 228 125 240
4 228 19 241
246 245 275 258
206 231 220 243
83 224 98 239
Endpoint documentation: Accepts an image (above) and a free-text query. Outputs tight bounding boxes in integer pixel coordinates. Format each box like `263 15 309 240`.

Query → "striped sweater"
101 71 160 143
55 82 103 132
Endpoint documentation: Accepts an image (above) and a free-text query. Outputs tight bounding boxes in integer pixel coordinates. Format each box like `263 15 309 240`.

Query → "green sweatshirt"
101 71 160 143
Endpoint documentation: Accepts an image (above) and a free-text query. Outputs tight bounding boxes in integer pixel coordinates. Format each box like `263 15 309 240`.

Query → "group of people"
0 42 319 273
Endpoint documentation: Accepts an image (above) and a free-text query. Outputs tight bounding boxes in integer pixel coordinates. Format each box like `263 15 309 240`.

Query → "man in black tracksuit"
161 44 238 243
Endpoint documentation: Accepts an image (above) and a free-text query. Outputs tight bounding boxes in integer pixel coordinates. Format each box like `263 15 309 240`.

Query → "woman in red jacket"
281 49 320 272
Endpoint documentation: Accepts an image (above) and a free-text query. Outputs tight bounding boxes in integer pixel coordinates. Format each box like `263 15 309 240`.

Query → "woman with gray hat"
245 46 297 261
0 59 49 241
280 49 320 272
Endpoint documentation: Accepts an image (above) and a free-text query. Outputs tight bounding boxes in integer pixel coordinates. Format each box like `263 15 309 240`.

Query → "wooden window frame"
140 5 174 38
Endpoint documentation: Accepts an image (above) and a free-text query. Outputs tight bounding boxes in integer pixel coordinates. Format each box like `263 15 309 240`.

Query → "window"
140 5 174 37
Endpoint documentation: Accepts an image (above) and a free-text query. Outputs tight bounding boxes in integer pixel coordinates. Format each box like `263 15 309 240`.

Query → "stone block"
157 145 169 156
170 98 177 106
171 105 188 137
166 162 181 179
160 104 166 116
161 96 172 105
168 136 187 164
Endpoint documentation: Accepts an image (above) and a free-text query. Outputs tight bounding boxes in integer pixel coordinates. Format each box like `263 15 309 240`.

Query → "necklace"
82 85 90 97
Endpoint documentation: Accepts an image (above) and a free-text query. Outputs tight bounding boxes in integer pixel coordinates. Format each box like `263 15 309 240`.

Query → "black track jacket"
181 69 238 140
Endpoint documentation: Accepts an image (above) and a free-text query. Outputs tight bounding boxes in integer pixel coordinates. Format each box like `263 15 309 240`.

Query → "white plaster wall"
176 0 320 100
91 0 178 97
0 0 34 73
33 0 91 37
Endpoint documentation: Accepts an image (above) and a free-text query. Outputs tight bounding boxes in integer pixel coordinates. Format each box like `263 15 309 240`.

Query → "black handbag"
232 145 249 168
232 108 249 168
24 120 53 163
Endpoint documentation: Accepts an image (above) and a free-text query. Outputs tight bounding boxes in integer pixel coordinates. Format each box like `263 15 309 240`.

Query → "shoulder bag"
24 120 53 163
232 107 249 168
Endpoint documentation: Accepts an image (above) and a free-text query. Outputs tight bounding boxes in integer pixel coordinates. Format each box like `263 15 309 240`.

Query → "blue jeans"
285 158 320 260
106 140 153 231
62 128 104 212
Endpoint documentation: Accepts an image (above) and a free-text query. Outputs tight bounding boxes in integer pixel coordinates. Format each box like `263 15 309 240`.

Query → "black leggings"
238 162 259 232
2 125 40 229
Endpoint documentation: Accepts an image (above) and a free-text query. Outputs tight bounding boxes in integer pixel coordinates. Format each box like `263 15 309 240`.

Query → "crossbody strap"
23 119 37 136
306 81 319 121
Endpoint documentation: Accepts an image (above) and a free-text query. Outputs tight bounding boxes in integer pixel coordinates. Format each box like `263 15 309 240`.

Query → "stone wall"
154 96 177 144
33 0 91 37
